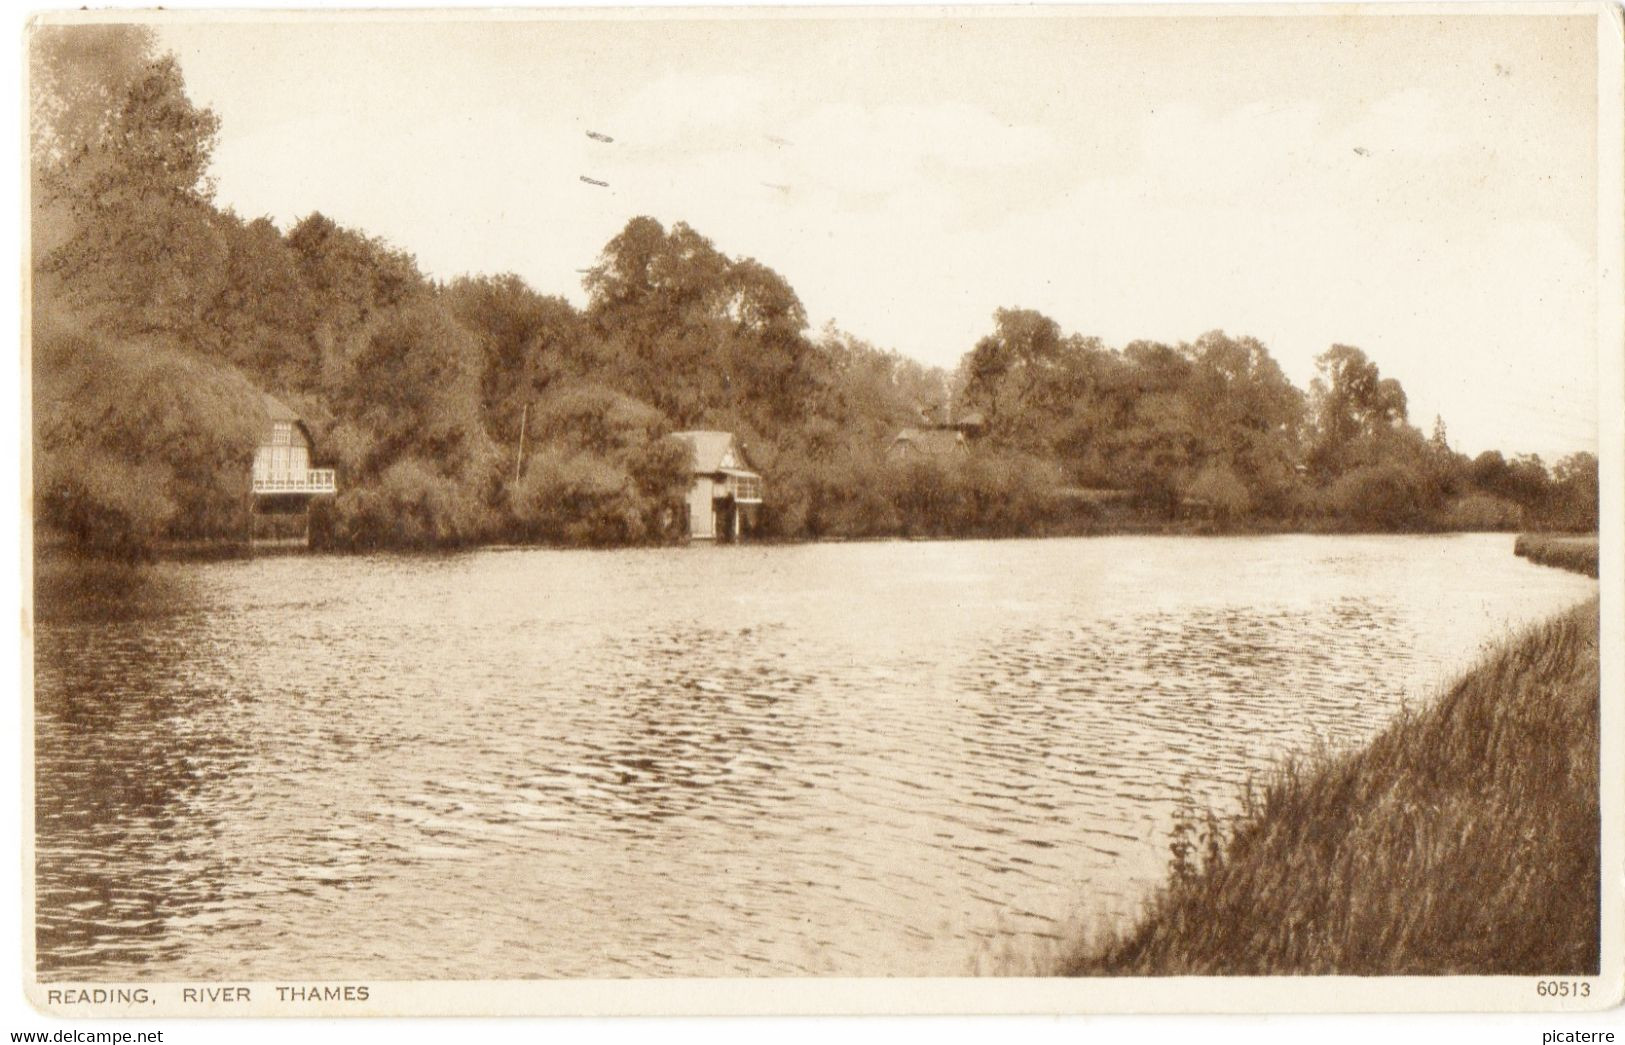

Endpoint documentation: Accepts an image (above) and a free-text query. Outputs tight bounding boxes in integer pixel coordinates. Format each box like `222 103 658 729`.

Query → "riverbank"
1515 532 1600 577
1061 589 1601 976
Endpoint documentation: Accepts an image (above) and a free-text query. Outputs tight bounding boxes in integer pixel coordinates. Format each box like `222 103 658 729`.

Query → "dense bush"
33 298 265 558
1442 493 1525 531
1321 463 1433 530
1182 462 1252 525
758 449 900 540
509 452 650 545
497 384 691 545
329 458 495 550
506 447 687 547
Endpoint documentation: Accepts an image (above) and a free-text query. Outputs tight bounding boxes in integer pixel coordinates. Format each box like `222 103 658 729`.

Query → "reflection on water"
34 534 1595 979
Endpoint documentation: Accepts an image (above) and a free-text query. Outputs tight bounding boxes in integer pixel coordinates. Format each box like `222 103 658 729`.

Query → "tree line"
957 311 1597 533
30 27 1598 559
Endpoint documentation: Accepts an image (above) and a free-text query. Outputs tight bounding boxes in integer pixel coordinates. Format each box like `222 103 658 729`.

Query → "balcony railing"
253 469 336 495
724 474 763 503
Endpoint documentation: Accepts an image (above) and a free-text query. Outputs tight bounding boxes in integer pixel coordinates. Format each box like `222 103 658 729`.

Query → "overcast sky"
155 11 1601 461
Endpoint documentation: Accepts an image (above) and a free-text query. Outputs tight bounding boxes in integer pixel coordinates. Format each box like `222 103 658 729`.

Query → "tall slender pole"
514 401 529 485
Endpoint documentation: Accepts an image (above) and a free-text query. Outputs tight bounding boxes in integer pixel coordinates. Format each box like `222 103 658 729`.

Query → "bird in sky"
586 130 615 143
580 175 609 187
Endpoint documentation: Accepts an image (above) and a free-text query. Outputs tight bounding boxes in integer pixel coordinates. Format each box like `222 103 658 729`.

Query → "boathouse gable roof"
263 393 301 423
260 393 315 449
672 430 756 476
889 427 967 457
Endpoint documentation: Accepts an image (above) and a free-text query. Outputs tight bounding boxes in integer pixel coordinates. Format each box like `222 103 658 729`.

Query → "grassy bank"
1515 532 1600 577
1062 594 1600 976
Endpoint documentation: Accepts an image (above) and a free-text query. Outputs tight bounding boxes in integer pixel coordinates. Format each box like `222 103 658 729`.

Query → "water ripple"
34 534 1595 978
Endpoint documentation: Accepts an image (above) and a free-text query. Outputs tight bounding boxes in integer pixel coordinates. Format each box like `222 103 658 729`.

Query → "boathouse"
887 404 984 461
250 394 336 546
672 431 763 541
887 427 968 460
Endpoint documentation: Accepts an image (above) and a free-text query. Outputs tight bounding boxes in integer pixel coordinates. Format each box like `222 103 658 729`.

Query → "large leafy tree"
31 26 155 157
808 325 947 450
286 212 423 365
584 217 816 433
322 296 499 548
961 307 1067 446
1548 452 1598 531
445 273 597 449
325 296 494 483
34 32 225 338
717 257 817 427
1099 341 1200 511
1307 344 1410 481
198 212 321 390
30 26 264 555
585 217 731 424
1182 331 1306 512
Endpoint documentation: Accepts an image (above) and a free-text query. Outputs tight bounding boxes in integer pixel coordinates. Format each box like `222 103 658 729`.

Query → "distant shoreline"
32 522 1592 566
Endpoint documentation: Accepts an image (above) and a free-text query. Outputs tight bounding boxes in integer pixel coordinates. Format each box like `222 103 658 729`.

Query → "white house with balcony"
672 430 763 541
250 394 335 546
253 394 335 495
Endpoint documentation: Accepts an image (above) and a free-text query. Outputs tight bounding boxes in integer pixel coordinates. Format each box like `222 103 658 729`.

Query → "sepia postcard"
19 1 1625 1024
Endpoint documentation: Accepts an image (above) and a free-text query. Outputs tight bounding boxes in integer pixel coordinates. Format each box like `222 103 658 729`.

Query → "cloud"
784 101 1058 198
611 73 778 155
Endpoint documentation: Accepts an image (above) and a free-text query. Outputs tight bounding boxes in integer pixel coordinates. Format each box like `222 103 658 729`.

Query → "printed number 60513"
1536 980 1591 997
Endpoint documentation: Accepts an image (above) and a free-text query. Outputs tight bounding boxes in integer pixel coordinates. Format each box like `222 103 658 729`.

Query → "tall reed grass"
1062 596 1601 976
1514 533 1600 577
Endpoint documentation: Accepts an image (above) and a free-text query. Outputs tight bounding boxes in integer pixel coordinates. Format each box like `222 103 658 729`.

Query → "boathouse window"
271 422 292 446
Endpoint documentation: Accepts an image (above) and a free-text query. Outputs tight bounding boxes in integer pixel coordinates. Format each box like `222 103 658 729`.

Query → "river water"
33 534 1595 979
